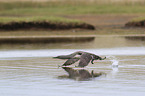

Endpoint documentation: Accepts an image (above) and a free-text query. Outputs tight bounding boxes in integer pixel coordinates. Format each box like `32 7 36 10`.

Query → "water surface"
0 36 145 96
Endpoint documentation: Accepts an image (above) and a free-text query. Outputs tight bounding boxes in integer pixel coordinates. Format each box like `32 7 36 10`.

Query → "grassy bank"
0 1 145 30
128 17 145 22
0 1 145 16
125 17 145 27
0 16 95 30
0 16 83 23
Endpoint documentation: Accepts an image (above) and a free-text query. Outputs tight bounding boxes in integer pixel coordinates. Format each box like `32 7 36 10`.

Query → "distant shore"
0 21 95 31
0 35 96 44
125 17 145 28
0 1 145 44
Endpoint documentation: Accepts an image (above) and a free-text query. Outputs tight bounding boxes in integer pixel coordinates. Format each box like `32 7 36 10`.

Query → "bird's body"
53 51 106 67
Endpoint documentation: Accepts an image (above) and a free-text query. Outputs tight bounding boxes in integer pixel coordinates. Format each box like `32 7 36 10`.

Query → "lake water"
0 35 145 96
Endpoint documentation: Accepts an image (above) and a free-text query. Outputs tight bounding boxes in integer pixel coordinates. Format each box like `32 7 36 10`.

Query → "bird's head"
91 56 106 64
94 56 106 60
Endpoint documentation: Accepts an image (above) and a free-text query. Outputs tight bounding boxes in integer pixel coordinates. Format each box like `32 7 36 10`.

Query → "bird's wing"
62 58 79 66
78 53 92 67
69 51 83 57
54 51 84 59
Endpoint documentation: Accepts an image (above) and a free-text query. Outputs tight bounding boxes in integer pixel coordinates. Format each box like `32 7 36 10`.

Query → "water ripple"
0 47 145 58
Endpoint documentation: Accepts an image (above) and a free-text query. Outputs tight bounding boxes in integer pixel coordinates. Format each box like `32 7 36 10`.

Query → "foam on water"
0 47 145 58
108 56 119 67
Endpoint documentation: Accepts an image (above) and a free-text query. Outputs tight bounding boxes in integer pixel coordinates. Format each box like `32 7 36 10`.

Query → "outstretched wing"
62 58 79 66
54 51 83 59
78 53 92 67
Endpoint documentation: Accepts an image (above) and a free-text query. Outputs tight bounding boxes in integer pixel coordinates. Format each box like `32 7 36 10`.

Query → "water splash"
106 56 119 79
107 56 119 67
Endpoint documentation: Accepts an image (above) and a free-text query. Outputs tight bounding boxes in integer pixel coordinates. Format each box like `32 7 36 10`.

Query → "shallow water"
0 36 145 96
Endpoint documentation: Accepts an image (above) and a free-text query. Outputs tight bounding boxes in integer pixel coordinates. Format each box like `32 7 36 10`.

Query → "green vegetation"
0 16 83 24
125 16 145 27
0 1 145 31
0 1 145 16
0 16 95 30
129 17 145 23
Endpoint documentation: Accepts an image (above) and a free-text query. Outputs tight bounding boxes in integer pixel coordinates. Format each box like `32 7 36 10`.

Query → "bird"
53 51 106 67
58 67 106 81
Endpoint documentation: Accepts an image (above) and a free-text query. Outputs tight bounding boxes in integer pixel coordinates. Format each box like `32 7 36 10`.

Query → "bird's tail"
58 65 62 68
58 65 69 68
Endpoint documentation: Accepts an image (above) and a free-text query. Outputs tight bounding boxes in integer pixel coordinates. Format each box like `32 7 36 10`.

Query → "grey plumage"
77 53 92 67
53 51 83 59
53 51 106 67
63 58 79 66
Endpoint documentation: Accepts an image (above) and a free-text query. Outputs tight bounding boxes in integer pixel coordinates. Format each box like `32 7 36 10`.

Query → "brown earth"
0 14 143 31
1 14 145 36
66 14 141 28
0 14 145 44
125 20 145 28
64 14 145 35
0 21 95 31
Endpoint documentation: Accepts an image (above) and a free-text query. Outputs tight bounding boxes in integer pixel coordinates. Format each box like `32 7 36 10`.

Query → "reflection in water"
107 66 119 79
125 36 145 41
58 67 106 81
110 64 119 78
0 55 145 96
124 36 145 47
0 36 144 49
110 56 119 77
105 56 119 79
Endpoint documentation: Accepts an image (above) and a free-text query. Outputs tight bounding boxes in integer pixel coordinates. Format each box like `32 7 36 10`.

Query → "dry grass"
0 0 145 4
1 1 145 16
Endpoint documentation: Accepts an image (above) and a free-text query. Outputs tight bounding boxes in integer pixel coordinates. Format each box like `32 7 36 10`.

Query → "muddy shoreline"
125 20 145 28
0 35 95 44
0 14 145 44
0 21 95 31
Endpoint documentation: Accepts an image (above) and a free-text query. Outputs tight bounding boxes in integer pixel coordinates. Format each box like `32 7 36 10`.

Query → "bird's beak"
102 57 106 60
99 57 106 60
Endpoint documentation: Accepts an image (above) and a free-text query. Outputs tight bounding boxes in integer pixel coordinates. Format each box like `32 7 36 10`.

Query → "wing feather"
78 53 92 67
62 58 79 66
